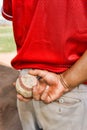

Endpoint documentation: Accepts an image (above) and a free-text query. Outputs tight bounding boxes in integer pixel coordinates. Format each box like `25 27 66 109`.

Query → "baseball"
16 74 38 98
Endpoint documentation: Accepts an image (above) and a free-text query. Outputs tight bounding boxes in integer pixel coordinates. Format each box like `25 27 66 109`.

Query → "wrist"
59 74 70 90
60 51 87 88
59 72 76 91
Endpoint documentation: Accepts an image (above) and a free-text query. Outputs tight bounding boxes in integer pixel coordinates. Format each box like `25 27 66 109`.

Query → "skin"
17 71 68 103
17 50 87 104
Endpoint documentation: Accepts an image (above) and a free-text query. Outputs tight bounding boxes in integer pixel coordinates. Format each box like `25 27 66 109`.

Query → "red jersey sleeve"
2 0 13 21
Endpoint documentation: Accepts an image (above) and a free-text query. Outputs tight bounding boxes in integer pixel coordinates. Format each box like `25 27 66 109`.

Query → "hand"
29 69 69 103
17 94 32 102
13 81 32 102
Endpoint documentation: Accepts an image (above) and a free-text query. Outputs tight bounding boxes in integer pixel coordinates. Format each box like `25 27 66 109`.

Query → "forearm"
61 50 87 89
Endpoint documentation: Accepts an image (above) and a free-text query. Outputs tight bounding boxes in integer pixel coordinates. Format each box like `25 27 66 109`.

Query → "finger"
41 93 53 104
33 84 46 100
45 88 65 103
39 79 47 93
17 94 31 102
41 85 50 101
13 82 16 87
41 86 59 103
33 86 41 100
45 93 57 103
29 69 48 78
44 96 52 104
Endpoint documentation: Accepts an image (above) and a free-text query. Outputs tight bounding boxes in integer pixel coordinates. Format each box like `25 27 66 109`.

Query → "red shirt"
2 0 87 73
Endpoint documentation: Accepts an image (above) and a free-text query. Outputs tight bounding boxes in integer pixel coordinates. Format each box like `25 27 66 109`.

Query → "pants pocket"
56 96 81 108
37 96 83 130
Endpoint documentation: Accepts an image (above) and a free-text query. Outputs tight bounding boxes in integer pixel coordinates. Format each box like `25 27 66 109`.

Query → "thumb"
28 69 48 79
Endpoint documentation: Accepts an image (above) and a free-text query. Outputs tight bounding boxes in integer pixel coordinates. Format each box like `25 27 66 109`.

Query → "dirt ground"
0 52 16 67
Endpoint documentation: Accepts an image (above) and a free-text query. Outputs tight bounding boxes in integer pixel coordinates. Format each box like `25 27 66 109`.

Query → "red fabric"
2 0 87 73
2 0 12 20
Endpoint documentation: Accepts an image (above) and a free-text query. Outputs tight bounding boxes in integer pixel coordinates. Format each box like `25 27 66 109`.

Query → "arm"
28 50 87 103
62 50 87 89
17 50 87 103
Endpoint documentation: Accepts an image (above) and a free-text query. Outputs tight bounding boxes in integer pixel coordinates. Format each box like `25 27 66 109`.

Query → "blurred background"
0 0 16 67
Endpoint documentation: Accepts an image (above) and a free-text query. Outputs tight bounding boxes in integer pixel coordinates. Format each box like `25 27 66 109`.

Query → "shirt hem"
11 64 71 73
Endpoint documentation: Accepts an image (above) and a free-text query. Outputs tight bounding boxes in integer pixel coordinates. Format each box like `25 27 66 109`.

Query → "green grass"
0 25 16 52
